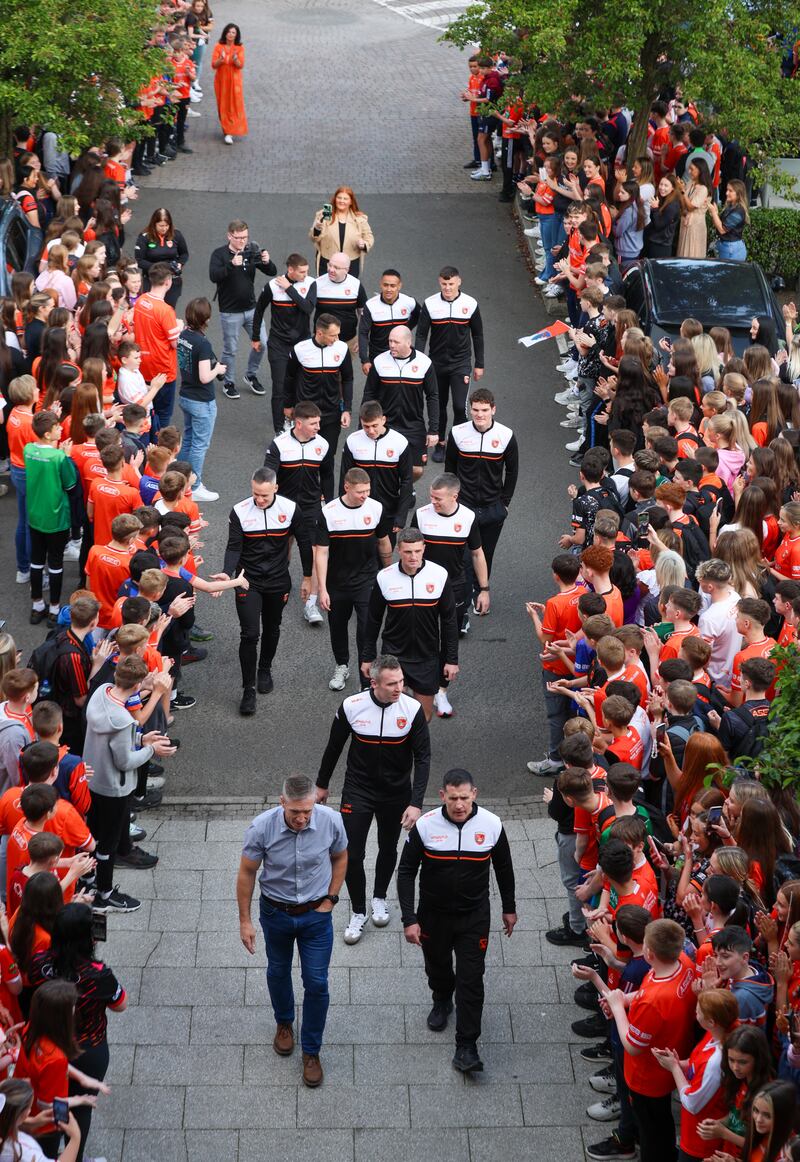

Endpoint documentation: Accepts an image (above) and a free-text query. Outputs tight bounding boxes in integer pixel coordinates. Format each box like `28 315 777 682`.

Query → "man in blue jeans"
237 774 348 1087
208 219 276 400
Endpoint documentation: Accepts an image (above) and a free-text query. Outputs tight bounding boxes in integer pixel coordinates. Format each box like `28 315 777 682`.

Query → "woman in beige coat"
309 186 374 277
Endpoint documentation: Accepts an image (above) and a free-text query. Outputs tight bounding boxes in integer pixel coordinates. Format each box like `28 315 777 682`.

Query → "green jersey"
23 442 77 533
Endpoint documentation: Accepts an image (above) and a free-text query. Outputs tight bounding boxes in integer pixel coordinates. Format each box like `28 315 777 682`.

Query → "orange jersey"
606 724 645 771
104 158 127 190
596 585 624 627
133 293 179 381
574 790 612 872
541 584 584 675
659 625 701 663
467 72 482 117
773 534 800 580
731 637 777 694
85 543 133 628
621 662 650 704
624 955 697 1097
87 477 141 547
14 1034 67 1133
7 407 35 469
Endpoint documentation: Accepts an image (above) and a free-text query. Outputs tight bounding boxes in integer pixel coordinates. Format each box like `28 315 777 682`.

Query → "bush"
744 209 800 285
719 643 800 790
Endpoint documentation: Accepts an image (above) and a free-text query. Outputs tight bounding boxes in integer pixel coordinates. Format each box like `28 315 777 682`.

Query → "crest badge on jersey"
333 354 340 362
345 288 351 295
396 717 407 729
426 583 435 593
492 439 500 448
462 306 469 315
474 832 485 845
364 516 371 525
454 523 462 532
386 449 394 457
315 447 322 454
412 365 418 372
278 514 287 523
401 308 407 315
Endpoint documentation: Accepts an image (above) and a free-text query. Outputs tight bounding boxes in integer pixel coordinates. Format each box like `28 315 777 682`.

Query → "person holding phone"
309 187 373 278
0 1077 82 1162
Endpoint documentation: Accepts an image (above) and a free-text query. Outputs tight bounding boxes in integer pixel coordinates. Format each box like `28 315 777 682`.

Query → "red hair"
330 186 363 216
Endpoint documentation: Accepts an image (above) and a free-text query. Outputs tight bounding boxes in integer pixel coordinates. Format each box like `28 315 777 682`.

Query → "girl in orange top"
742 1082 797 1162
771 503 800 581
212 23 248 142
8 872 62 991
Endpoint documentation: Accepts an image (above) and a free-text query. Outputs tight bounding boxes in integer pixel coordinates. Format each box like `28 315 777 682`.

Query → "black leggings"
234 587 289 688
30 526 70 604
88 791 133 894
70 1040 110 1162
340 799 406 914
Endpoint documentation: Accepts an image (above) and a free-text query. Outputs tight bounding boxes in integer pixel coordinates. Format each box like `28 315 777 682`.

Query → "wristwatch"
479 586 490 592
325 894 339 905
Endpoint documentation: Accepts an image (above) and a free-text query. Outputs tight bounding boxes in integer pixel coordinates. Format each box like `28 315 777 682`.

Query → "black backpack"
27 630 77 702
672 517 710 582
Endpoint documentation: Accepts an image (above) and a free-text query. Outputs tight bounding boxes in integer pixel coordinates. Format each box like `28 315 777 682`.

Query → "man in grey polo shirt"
237 774 348 1088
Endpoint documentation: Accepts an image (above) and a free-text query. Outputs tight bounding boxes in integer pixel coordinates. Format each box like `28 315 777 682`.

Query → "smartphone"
166 738 181 750
707 805 723 825
321 202 333 222
656 721 667 743
91 910 107 942
53 1098 69 1126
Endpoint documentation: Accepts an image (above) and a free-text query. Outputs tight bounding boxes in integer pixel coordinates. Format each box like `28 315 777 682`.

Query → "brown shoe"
302 1052 323 1087
273 1022 294 1056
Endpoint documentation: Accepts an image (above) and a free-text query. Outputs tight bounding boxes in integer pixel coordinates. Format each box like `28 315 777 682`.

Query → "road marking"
372 0 478 29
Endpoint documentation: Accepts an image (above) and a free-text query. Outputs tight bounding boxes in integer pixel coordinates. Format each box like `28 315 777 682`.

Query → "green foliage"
744 209 800 285
0 0 167 154
724 645 800 790
444 0 800 179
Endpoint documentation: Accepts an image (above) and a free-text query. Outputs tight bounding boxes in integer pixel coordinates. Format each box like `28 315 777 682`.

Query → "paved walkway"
89 809 596 1162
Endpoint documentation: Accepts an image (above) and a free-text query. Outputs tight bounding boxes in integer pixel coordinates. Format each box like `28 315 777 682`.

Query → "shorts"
401 432 428 468
398 656 440 696
477 115 499 135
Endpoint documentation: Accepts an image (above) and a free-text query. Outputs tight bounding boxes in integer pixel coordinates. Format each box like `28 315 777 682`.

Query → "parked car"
623 258 784 355
0 196 37 292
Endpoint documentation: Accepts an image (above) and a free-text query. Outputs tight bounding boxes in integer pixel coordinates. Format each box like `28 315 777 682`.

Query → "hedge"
744 208 800 286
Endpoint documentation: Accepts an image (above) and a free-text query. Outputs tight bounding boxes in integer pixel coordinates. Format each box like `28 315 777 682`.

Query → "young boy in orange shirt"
85 513 142 629
87 444 141 547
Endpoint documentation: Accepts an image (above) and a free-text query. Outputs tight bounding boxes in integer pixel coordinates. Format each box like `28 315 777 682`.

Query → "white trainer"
304 599 324 626
63 540 81 561
434 690 454 718
224 134 233 144
16 571 30 584
371 898 390 927
192 485 219 502
329 664 349 691
343 913 368 944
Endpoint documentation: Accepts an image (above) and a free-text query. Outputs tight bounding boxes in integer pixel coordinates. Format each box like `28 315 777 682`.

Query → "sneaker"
371 897 390 927
190 92 202 103
545 923 586 947
171 691 197 709
244 374 266 396
146 775 164 791
181 647 207 665
459 616 471 637
543 284 564 298
572 1012 608 1038
498 192 514 204
222 381 240 399
131 789 162 811
257 669 274 695
129 822 147 842
431 444 445 463
343 913 368 944
523 226 541 237
534 275 549 286
190 625 214 642
329 664 349 691
434 690 453 718
580 1040 613 1062
148 763 164 776
95 887 141 913
30 607 46 625
177 144 194 154
426 999 453 1031
186 108 201 117
116 845 158 870
575 982 601 1011
554 387 578 405
526 757 562 776
589 1065 618 1095
560 415 582 428
192 485 219 502
588 1095 621 1122
224 134 234 145
572 952 600 969
463 159 481 168
557 358 579 373
16 571 30 584
565 438 583 452
63 540 81 561
303 599 324 626
585 1134 638 1160
240 686 257 716
469 171 492 181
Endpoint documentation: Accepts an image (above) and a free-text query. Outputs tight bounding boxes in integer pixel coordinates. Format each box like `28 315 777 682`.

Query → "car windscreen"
647 262 768 326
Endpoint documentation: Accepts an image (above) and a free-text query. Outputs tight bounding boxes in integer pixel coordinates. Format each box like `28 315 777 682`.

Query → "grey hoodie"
83 685 153 798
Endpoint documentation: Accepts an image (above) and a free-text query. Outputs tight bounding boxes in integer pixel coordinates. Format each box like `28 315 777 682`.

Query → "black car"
623 258 783 355
0 196 38 293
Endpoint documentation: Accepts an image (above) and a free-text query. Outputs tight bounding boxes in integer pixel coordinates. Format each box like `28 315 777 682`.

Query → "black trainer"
431 444 446 463
257 670 274 694
95 887 141 913
132 789 162 811
580 1040 613 1062
222 381 240 400
240 687 257 716
572 1012 608 1038
574 983 601 1011
172 692 197 710
572 952 600 969
545 922 586 947
116 846 158 869
244 374 266 396
426 999 453 1032
585 1133 638 1160
452 1044 483 1072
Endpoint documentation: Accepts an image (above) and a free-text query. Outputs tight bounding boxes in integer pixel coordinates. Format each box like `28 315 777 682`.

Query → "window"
624 268 646 322
3 215 28 280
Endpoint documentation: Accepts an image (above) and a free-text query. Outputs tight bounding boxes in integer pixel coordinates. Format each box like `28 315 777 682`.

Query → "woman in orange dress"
211 23 247 144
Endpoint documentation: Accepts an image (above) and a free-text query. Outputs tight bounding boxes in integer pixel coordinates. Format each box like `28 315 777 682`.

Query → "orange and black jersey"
313 273 367 342
363 348 439 437
340 427 414 528
317 689 431 808
30 953 125 1049
263 429 329 509
252 275 317 352
285 337 354 420
416 291 485 371
48 630 92 719
411 501 481 588
361 561 459 666
445 419 518 509
314 496 384 591
358 293 420 363
223 494 303 591
397 803 516 923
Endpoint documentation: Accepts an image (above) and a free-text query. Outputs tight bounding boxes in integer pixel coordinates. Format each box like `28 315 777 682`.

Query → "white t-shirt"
698 589 742 684
116 366 151 414
0 1131 49 1160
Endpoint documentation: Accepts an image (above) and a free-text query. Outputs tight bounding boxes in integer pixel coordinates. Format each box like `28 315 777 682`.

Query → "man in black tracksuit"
208 220 276 399
339 400 415 540
315 654 431 943
397 767 517 1073
252 253 317 433
362 326 439 481
415 265 485 462
285 315 354 503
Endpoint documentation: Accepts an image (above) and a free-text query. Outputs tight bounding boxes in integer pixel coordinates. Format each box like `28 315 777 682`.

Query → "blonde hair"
703 390 727 415
715 528 764 598
693 333 721 385
707 412 736 448
722 372 748 404
0 633 17 685
654 549 687 592
728 407 757 453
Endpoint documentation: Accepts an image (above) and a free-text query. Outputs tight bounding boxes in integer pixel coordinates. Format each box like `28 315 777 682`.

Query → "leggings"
88 791 133 894
70 1040 110 1162
29 527 70 604
340 798 406 915
234 587 289 688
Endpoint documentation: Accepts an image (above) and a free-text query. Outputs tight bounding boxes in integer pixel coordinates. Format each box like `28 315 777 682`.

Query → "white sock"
480 161 490 175
32 600 45 611
307 594 317 606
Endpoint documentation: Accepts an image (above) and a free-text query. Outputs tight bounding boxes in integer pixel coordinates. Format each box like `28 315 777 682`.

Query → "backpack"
27 630 78 702
727 701 770 760
671 517 710 582
594 482 625 521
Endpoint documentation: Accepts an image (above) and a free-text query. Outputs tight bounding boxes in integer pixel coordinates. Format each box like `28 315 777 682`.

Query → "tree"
444 0 800 173
722 644 800 793
0 0 166 157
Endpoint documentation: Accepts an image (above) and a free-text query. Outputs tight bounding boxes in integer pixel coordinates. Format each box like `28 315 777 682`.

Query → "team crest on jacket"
396 717 407 729
475 832 485 845
462 307 469 314
278 514 287 523
333 354 340 362
426 583 435 593
364 516 372 525
345 288 351 295
315 447 322 454
401 308 407 315
454 523 462 532
387 449 394 457
412 365 418 372
492 439 500 448
299 287 307 295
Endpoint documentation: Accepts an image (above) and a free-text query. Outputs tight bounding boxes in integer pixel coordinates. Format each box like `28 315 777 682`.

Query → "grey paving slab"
500 930 543 966
329 930 402 967
201 869 239 899
245 1043 354 1086
195 930 265 967
325 1003 406 1045
297 1083 410 1129
510 1004 589 1044
147 899 202 932
133 1043 244 1085
185 1132 240 1162
469 1126 585 1162
86 1128 123 1162
404 1003 513 1044
197 898 241 929
190 1004 280 1044
106 1006 191 1046
148 820 208 841
140 931 198 968
474 1042 574 1083
155 841 240 870
139 966 245 1006
207 819 252 841
105 1045 135 1086
354 1043 464 1086
92 1085 185 1129
116 869 204 900
115 967 142 1007
239 1129 355 1162
521 1083 592 1125
99 931 161 968
106 901 152 931
120 1130 189 1162
409 1084 524 1128
183 1085 297 1128
350 965 429 1003
489 900 549 931
483 965 558 1004
355 1129 470 1162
